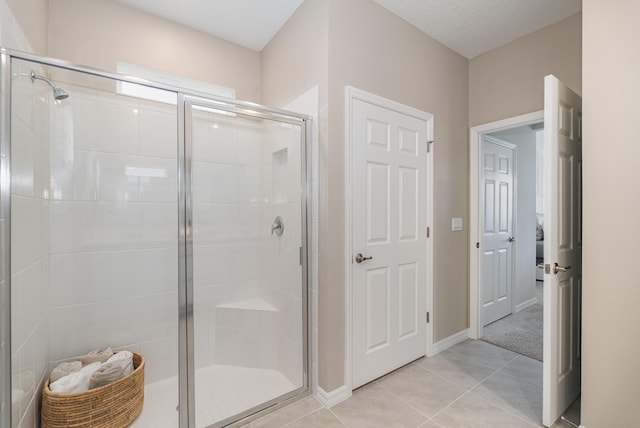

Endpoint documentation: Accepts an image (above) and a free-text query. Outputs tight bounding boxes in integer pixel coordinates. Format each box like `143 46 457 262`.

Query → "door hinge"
299 247 303 266
476 242 480 249
427 140 434 153
426 312 430 323
426 227 430 238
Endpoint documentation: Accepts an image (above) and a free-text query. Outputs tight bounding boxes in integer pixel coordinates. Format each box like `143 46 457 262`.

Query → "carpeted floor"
481 284 543 361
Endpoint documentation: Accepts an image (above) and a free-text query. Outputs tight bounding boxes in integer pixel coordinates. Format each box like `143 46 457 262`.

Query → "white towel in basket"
50 361 82 383
107 350 134 376
49 362 101 394
79 347 113 365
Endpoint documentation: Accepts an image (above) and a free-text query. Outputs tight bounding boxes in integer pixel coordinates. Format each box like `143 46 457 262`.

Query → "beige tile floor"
243 340 581 428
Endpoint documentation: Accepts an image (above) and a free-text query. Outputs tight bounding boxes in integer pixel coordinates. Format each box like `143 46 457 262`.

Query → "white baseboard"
515 297 538 313
314 385 351 408
429 328 470 356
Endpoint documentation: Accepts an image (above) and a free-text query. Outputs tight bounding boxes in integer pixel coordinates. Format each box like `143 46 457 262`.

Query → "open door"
542 75 582 426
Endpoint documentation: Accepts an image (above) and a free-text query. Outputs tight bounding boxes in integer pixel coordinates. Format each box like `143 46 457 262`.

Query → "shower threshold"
130 364 297 428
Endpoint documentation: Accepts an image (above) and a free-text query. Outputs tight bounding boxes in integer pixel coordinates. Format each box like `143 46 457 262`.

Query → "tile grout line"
428 390 477 421
467 390 542 428
373 376 439 422
414 360 500 395
327 406 349 427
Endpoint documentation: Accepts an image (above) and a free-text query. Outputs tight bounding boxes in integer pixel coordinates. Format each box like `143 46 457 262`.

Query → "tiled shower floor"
130 365 297 428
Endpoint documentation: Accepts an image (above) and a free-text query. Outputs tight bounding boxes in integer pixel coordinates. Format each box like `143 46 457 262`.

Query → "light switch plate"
452 217 463 231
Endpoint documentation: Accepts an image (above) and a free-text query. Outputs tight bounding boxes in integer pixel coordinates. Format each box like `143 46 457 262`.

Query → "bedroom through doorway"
479 121 545 362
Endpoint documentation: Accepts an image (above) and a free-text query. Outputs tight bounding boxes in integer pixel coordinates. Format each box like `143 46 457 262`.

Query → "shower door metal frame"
183 95 311 428
0 49 13 428
0 47 312 428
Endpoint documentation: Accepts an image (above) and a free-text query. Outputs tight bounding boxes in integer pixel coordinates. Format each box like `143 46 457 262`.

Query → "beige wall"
5 0 49 54
264 0 470 393
328 0 470 346
582 1 640 426
48 0 262 102
469 13 582 127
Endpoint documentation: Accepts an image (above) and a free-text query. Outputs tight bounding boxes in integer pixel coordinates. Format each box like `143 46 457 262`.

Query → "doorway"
479 125 544 362
469 111 544 342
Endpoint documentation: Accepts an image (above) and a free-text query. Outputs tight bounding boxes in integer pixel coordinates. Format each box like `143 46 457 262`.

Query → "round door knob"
355 253 373 263
508 236 516 242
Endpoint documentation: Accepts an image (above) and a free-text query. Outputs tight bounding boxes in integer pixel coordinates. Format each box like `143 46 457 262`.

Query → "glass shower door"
8 57 180 428
186 98 308 427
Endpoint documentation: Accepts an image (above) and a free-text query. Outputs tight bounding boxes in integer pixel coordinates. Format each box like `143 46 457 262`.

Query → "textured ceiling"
114 0 581 57
114 0 305 52
373 0 582 58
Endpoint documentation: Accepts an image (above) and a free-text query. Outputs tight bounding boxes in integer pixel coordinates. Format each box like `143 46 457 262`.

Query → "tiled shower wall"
10 60 51 428
11 70 181 427
45 83 179 385
192 111 303 385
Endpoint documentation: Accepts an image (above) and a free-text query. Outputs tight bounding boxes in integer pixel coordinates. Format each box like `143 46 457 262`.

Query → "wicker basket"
41 353 145 428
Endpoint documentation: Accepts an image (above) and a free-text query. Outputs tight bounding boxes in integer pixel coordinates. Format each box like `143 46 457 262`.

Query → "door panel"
352 98 430 389
542 75 582 427
481 137 515 326
367 163 390 243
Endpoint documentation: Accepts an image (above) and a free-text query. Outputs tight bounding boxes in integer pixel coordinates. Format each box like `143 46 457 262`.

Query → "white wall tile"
139 203 177 248
49 252 97 308
93 201 140 250
138 156 177 203
11 196 45 271
209 122 237 165
209 164 238 204
49 201 95 253
191 118 208 163
11 72 34 126
92 250 140 301
135 292 178 342
213 327 234 365
238 165 260 204
236 128 261 166
193 286 211 329
193 204 240 244
191 161 210 204
95 97 139 155
96 153 140 202
50 148 97 201
139 336 178 383
10 117 37 198
194 328 212 369
193 244 235 286
11 259 48 359
68 91 98 151
139 108 177 159
137 247 178 296
233 244 260 282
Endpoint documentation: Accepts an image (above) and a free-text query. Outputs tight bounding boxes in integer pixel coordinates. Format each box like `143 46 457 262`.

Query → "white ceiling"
114 0 581 58
114 0 305 52
373 0 582 58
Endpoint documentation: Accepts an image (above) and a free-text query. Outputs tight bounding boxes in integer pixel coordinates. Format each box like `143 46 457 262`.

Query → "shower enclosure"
0 49 310 428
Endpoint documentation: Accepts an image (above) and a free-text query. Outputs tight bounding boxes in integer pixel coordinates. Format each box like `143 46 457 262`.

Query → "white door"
351 96 431 389
481 136 516 326
542 75 582 427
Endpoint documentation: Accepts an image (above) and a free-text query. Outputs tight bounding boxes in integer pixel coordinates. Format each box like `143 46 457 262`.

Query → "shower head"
30 70 69 100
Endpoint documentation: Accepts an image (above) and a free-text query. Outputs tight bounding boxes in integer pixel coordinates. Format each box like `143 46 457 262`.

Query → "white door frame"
345 86 434 392
469 110 543 339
